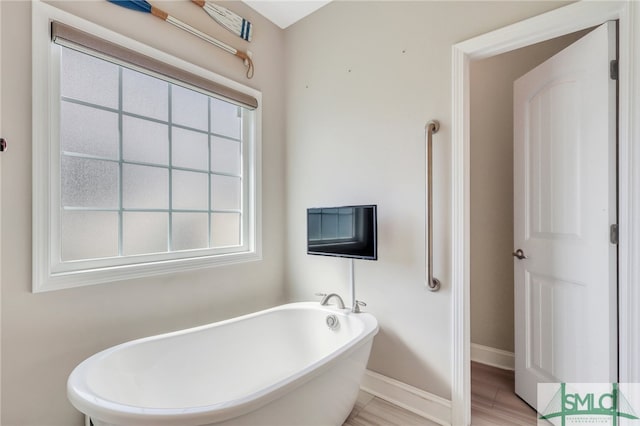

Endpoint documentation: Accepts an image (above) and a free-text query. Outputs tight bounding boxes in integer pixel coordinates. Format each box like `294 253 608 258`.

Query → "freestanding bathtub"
67 302 379 426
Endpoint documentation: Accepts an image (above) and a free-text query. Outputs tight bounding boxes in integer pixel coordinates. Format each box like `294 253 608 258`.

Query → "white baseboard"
470 343 515 371
360 370 451 426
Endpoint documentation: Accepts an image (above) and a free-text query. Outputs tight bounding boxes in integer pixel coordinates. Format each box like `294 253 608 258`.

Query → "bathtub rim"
67 302 379 426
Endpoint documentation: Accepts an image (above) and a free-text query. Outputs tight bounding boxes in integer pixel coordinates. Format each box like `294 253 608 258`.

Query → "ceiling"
241 1 332 29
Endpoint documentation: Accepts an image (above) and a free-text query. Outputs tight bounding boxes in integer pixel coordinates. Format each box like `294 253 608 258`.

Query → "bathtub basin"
67 302 379 426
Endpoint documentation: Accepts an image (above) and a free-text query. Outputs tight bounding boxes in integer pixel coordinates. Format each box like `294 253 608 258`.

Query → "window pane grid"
117 66 124 256
59 46 245 261
63 206 241 214
208 94 212 248
168 83 174 252
61 152 242 179
61 97 242 143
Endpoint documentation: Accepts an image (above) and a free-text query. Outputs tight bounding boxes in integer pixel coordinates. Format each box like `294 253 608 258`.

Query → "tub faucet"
315 293 346 309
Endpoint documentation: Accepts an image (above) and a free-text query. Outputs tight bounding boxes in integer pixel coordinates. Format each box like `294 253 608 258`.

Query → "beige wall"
1 1 286 425
469 31 588 353
284 1 570 399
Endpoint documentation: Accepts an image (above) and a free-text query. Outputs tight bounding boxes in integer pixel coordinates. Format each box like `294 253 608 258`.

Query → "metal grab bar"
426 120 441 292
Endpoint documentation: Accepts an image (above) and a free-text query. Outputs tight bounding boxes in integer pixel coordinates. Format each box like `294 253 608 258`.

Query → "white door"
513 21 617 410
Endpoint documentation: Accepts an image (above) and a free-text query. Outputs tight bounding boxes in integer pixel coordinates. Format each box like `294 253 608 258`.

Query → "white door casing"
513 21 617 409
0 0 3 423
0 0 3 421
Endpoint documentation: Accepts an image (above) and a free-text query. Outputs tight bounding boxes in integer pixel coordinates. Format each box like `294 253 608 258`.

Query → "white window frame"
32 1 262 292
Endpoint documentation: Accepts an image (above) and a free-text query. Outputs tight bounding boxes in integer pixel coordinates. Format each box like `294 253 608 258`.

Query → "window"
59 46 246 259
32 2 261 292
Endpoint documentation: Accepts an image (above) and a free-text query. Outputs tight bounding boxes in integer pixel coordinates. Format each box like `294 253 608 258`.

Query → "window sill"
33 250 262 293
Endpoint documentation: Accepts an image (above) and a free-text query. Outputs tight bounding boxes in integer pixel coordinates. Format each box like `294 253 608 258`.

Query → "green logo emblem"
538 383 639 425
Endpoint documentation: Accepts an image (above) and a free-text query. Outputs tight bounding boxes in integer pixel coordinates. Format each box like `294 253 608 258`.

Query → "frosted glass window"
43 30 257 280
211 98 241 139
211 137 241 175
122 67 168 121
61 157 118 208
172 85 208 131
60 46 118 109
211 213 241 247
123 116 169 165
123 213 168 255
173 213 208 250
61 211 118 261
212 175 241 210
123 164 168 209
172 170 208 210
172 127 208 170
61 102 119 159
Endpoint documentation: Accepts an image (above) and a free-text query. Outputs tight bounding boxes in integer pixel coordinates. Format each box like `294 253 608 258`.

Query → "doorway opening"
469 29 591 424
469 29 593 424
450 2 638 425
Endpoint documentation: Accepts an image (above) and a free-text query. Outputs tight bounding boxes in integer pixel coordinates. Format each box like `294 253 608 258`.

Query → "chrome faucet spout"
317 293 346 309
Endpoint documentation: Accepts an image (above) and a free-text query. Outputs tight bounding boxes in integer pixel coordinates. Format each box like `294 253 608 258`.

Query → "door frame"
0 0 3 422
450 2 640 425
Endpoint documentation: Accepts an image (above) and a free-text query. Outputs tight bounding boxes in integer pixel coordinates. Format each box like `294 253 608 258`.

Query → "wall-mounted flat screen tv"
307 205 377 260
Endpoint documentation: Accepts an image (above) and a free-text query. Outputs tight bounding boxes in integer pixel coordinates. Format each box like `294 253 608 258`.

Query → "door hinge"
610 60 618 80
610 224 618 245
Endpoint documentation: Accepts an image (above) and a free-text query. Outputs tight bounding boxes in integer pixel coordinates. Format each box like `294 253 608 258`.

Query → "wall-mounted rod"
426 120 441 292
349 258 356 312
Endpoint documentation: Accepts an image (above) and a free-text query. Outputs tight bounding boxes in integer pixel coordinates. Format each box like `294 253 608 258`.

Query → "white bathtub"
67 302 379 426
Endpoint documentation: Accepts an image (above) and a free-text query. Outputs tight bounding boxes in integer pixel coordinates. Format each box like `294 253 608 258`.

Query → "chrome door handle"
512 249 527 260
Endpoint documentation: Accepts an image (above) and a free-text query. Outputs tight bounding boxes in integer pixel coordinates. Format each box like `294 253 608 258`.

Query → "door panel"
528 80 581 239
526 273 586 380
514 21 617 410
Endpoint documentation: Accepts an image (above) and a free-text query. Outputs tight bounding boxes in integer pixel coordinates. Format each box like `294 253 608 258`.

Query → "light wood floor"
471 361 537 425
344 390 440 426
343 362 538 425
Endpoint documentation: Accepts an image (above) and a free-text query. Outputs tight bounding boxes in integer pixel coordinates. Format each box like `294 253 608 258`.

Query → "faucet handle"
353 300 367 313
315 292 327 298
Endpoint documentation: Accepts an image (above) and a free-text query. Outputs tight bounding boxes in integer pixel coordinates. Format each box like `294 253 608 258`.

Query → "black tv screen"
307 205 377 260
